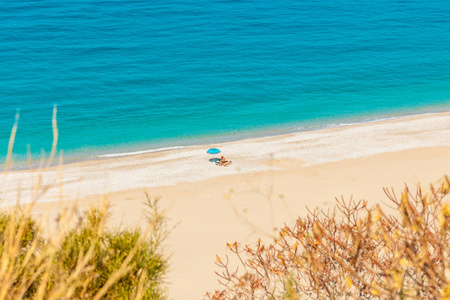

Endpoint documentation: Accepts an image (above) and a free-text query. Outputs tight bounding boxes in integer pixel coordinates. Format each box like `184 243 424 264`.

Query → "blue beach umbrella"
207 148 221 155
207 148 221 163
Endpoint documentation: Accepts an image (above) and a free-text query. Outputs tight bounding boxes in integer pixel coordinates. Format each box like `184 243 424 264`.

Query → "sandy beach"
1 111 450 299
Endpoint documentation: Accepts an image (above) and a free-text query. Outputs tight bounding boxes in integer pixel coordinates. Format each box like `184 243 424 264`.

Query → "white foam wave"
97 146 188 158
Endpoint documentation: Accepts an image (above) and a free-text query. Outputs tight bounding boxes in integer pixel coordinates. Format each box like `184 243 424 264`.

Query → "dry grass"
206 176 450 299
0 197 169 300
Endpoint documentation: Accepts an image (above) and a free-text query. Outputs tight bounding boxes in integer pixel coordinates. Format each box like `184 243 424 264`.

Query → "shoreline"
91 106 450 160
4 105 450 170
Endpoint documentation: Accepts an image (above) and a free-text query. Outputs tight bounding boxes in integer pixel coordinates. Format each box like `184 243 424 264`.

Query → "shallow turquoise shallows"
1 0 449 167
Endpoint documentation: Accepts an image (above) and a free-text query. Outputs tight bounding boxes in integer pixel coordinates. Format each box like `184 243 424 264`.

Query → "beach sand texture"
1 111 450 299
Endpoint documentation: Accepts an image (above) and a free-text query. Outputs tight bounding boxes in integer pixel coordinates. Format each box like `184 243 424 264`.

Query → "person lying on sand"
217 157 232 166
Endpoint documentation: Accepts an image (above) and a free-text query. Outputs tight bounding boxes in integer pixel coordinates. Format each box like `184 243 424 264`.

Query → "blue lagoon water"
1 0 450 165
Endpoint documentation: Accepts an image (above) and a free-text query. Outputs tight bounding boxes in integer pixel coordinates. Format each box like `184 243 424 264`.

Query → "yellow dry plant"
206 176 450 300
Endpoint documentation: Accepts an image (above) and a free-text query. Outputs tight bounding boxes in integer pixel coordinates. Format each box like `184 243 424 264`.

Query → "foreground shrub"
206 176 450 299
0 210 43 298
0 195 168 299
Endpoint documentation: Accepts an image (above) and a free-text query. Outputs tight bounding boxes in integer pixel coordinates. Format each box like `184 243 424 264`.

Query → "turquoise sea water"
1 0 450 166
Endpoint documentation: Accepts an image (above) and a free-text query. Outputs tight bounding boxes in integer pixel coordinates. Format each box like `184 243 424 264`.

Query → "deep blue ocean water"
1 0 450 166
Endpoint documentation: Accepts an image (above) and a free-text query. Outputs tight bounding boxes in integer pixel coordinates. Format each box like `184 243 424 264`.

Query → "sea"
1 0 449 168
